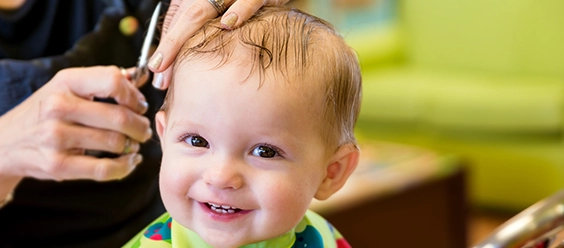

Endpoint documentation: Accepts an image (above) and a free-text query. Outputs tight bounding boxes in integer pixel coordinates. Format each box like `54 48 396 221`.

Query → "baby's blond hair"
162 6 362 151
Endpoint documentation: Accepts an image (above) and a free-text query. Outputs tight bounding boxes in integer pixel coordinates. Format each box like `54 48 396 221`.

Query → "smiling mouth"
205 202 243 214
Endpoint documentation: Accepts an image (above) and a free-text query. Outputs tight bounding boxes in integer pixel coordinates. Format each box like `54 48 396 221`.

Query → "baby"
125 6 362 248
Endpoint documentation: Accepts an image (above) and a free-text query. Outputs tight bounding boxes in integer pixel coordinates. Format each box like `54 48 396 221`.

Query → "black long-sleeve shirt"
0 1 166 247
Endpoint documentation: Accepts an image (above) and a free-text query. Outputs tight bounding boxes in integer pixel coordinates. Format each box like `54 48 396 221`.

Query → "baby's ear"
314 144 359 200
155 111 168 145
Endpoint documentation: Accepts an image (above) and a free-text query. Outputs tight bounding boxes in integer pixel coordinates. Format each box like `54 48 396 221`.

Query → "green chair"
325 0 564 211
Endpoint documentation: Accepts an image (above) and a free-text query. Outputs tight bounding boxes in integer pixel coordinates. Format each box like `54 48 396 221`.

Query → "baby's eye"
183 135 209 148
251 145 279 158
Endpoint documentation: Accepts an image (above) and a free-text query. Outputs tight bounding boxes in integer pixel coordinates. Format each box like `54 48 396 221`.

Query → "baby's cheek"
159 171 183 205
159 164 197 220
265 180 313 216
159 161 194 199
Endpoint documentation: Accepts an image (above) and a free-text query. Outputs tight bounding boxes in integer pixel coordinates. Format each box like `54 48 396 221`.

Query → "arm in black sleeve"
0 2 159 115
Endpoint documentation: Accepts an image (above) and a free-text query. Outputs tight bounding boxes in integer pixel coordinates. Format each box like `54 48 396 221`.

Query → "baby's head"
155 6 361 247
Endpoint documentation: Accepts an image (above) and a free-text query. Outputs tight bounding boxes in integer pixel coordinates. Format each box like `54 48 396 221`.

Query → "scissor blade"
138 1 162 69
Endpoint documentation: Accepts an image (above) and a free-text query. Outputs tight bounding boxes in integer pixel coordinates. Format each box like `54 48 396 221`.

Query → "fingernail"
221 13 238 29
148 52 163 70
153 72 164 89
132 153 143 166
145 128 153 141
138 100 149 114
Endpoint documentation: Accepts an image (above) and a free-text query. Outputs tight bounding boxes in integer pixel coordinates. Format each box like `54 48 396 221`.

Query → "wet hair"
162 6 362 150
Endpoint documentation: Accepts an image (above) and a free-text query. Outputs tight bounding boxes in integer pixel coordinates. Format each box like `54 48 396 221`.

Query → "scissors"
86 2 162 158
131 1 162 86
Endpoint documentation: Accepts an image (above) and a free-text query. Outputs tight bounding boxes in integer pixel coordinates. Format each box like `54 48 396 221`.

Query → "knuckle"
106 132 123 151
94 66 123 99
52 68 71 84
183 2 208 23
108 68 123 92
163 35 181 50
41 95 68 119
108 65 121 78
44 153 66 177
39 122 65 148
109 108 131 127
238 0 256 9
93 162 112 181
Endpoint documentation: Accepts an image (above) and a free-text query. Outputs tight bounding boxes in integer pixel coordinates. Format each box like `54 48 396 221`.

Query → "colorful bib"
123 210 351 248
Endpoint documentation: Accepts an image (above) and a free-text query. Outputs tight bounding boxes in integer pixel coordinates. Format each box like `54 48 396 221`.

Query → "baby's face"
156 55 330 247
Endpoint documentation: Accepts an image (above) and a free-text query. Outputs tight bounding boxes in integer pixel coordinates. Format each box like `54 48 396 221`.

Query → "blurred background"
289 0 564 247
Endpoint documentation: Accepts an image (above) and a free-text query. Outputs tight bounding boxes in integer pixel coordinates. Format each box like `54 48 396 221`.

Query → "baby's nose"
202 160 244 190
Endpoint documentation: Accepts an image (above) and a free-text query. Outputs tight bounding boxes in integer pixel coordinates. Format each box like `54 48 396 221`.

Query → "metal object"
131 1 162 86
473 189 564 248
122 137 131 154
207 0 226 15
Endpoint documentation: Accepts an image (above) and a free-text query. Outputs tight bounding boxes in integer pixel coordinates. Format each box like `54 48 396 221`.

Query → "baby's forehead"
174 58 324 111
171 59 328 125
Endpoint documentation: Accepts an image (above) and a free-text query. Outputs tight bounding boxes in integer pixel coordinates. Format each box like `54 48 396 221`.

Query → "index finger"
220 0 290 29
54 66 148 115
148 0 227 73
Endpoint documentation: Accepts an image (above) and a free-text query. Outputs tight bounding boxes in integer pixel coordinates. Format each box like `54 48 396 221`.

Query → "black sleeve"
0 2 167 247
0 58 55 115
0 1 162 115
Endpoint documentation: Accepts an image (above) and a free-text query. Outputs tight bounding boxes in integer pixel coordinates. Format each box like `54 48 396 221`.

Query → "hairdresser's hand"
149 0 289 90
0 66 152 185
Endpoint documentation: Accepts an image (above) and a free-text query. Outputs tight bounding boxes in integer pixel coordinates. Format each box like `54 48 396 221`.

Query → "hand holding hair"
148 0 289 90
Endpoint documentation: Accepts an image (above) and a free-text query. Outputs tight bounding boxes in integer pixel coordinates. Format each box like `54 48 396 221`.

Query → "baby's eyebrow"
168 118 207 132
168 119 188 132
